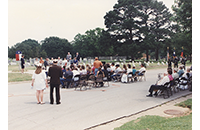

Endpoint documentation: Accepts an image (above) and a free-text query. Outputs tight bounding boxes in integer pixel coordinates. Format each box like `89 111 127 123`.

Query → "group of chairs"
62 73 109 91
155 74 192 99
111 71 146 83
61 70 146 91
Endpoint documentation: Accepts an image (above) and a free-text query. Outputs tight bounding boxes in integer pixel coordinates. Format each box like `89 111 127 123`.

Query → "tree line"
8 0 192 61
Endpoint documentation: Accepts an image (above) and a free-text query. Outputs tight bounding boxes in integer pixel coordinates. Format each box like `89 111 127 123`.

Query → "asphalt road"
8 68 191 130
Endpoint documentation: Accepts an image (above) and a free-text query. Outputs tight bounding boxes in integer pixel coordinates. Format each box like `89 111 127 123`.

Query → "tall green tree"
8 39 41 59
72 28 114 57
104 0 172 60
147 0 172 61
41 36 72 58
104 0 145 58
171 0 192 60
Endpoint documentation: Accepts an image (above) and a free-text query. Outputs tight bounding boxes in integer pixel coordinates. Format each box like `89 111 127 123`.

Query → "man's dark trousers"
50 84 60 104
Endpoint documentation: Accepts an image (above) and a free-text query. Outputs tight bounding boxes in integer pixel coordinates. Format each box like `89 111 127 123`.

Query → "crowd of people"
30 54 149 104
146 65 192 97
29 52 192 104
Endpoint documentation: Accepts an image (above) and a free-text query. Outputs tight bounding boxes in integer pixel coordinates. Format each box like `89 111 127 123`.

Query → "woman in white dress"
31 63 48 104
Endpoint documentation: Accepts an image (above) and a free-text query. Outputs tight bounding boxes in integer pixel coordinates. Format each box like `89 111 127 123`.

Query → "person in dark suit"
75 52 80 64
174 56 179 68
167 57 172 68
21 55 25 74
48 59 63 105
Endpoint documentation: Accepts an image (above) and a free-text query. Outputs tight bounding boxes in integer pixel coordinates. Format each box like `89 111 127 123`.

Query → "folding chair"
136 71 146 81
171 78 180 93
127 72 133 83
63 75 73 88
77 74 88 91
95 74 104 87
73 74 80 90
156 81 172 99
116 71 123 82
103 75 109 87
86 74 96 89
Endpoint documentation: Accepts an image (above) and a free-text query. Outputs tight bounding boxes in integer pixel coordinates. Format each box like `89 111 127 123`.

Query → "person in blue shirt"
132 66 137 81
132 66 136 75
73 57 78 65
177 66 184 77
60 67 73 88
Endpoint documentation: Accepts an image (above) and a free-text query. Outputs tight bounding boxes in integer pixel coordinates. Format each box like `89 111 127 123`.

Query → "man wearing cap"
172 68 179 80
93 57 103 76
48 59 63 105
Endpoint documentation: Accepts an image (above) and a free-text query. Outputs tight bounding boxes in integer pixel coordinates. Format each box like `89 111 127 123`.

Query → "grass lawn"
8 65 35 72
8 73 32 82
114 99 192 130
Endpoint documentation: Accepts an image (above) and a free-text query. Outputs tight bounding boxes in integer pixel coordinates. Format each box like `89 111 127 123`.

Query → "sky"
8 0 175 47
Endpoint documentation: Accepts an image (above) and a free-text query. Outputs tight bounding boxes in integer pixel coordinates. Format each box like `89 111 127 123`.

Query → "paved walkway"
8 68 192 130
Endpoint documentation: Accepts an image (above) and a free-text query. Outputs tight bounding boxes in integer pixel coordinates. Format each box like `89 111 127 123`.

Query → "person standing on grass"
48 59 63 105
31 63 48 104
21 55 25 74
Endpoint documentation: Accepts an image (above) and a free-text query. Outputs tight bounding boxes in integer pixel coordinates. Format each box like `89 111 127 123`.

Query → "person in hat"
172 68 179 80
31 63 48 104
48 59 63 105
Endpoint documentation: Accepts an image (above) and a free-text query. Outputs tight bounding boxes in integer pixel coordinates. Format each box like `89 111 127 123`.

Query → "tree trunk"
146 49 149 62
131 55 135 62
155 48 159 61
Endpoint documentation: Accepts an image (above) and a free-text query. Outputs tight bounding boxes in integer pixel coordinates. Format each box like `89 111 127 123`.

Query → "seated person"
96 67 105 87
80 65 87 75
72 67 80 79
122 64 127 72
121 64 132 83
62 66 66 75
179 68 192 90
177 66 184 77
73 57 78 65
132 66 137 81
102 65 108 78
132 66 136 76
146 68 173 97
111 64 122 81
86 66 92 75
106 63 111 72
110 62 116 73
138 63 146 76
172 68 179 80
60 67 73 88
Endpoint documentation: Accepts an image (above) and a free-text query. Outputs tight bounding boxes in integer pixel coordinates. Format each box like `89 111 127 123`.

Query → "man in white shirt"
138 63 146 75
172 68 179 80
146 69 172 97
110 62 116 72
111 64 122 81
72 68 80 78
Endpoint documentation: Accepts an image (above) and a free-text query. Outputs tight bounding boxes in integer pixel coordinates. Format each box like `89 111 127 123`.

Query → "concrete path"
8 68 192 130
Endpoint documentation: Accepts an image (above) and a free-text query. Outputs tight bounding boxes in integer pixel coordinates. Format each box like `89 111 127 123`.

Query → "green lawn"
8 73 32 82
114 99 192 130
8 65 35 72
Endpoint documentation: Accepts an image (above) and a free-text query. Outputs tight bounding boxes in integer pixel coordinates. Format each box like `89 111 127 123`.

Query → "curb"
84 93 192 130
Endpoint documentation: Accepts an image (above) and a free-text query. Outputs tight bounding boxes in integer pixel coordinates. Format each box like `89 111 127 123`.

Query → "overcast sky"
8 0 174 47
